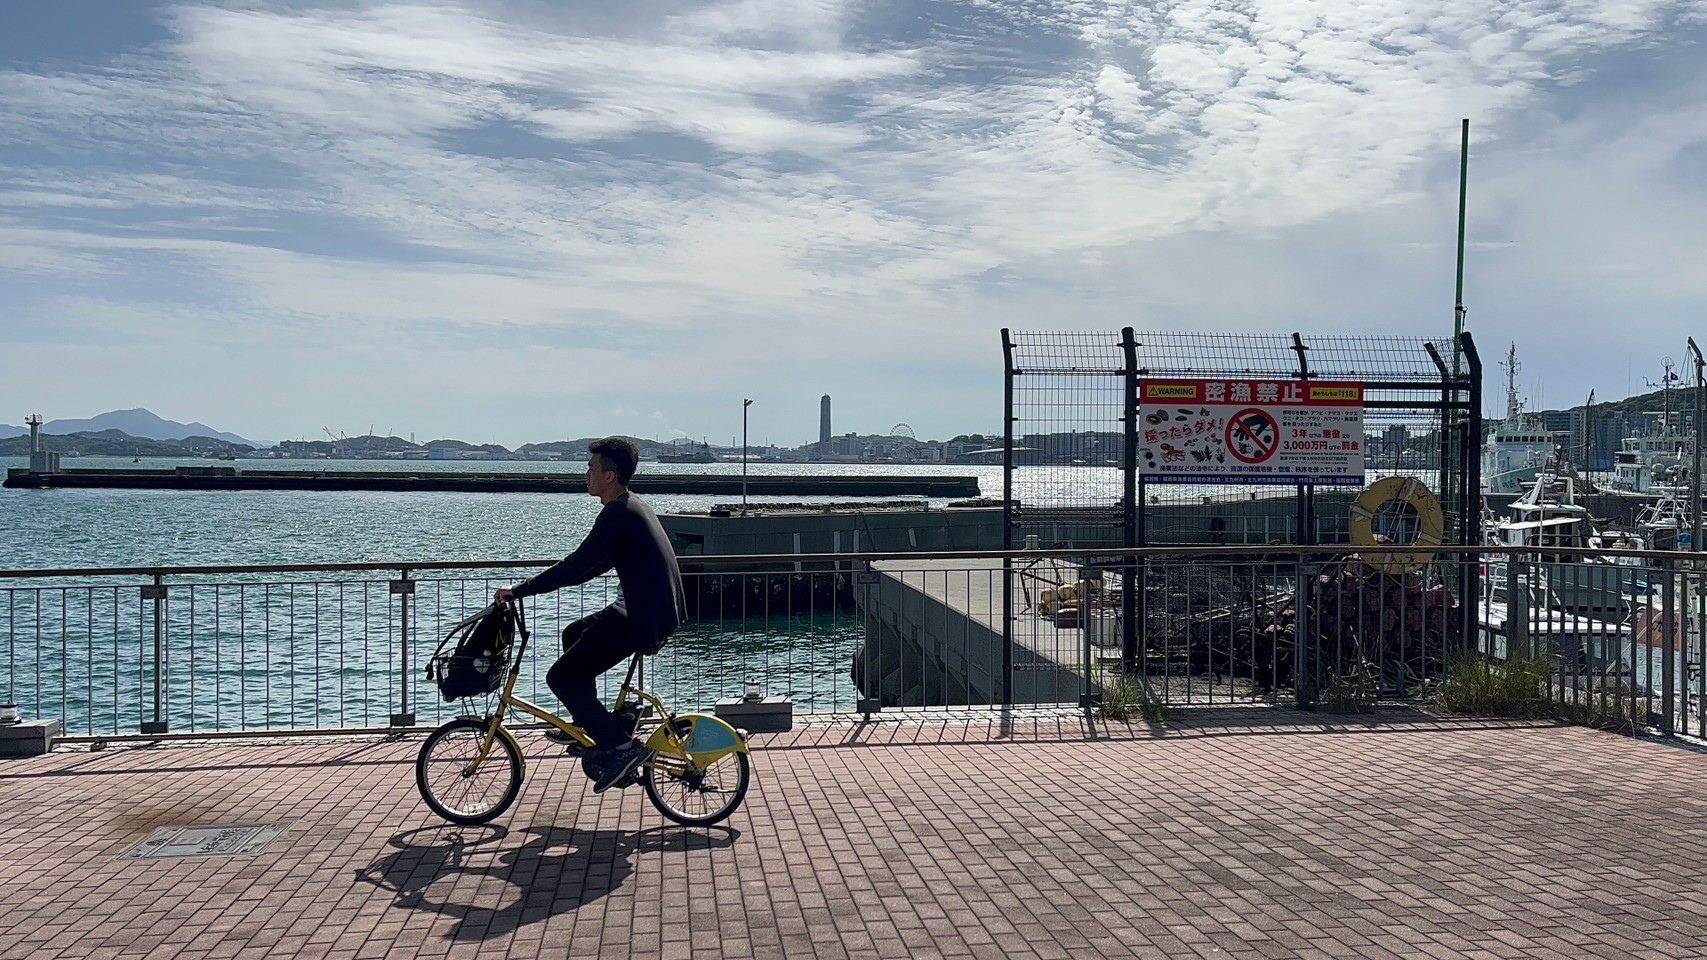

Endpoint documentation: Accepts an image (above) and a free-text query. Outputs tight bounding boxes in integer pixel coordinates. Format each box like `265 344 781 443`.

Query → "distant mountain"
34 409 259 447
0 422 22 440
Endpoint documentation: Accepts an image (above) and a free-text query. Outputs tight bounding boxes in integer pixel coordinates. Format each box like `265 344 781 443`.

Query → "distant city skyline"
6 368 1693 454
4 2 1705 448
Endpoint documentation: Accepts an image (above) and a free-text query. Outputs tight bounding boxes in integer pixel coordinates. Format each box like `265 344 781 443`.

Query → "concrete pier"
852 557 1108 707
663 504 1005 559
664 491 1364 626
1 466 980 497
662 488 1344 562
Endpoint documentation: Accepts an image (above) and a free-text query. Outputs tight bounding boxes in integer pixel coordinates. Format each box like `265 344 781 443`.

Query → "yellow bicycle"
415 601 751 827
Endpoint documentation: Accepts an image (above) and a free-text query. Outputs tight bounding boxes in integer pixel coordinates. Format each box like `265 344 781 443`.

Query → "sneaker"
592 740 654 794
543 726 575 746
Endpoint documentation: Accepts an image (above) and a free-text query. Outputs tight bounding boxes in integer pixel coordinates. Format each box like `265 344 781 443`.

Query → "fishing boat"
1484 470 1645 618
1482 343 1557 495
1477 563 1631 668
1599 357 1695 497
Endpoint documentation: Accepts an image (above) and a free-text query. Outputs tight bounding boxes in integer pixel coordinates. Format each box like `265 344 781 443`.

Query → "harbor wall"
850 559 1084 708
2 467 979 497
661 490 1363 563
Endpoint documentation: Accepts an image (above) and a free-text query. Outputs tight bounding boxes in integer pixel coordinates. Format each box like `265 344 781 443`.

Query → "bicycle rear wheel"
644 722 751 827
416 718 524 825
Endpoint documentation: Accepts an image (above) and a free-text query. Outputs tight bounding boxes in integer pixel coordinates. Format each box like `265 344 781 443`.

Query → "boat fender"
1348 476 1445 574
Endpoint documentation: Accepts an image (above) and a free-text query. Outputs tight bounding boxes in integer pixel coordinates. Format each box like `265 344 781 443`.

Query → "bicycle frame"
456 602 695 779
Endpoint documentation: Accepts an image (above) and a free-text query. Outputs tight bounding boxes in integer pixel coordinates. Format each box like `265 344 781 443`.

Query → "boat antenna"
1500 342 1522 421
1643 357 1680 438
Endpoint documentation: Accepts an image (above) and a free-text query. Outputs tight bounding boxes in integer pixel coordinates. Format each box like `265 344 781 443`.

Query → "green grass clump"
1433 648 1553 719
1092 665 1171 722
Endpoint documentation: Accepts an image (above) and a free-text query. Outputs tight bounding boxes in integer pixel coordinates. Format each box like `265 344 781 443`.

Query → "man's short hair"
589 437 639 484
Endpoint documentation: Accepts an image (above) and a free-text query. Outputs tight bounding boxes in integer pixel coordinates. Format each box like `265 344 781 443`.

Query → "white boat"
1600 358 1694 496
1482 343 1557 495
1604 433 1690 495
1485 471 1650 617
1477 565 1631 666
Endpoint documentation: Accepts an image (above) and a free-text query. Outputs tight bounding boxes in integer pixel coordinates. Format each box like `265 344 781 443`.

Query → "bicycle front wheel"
644 724 751 827
416 718 524 825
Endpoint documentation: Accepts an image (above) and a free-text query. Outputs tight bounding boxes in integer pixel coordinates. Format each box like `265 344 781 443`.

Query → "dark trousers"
546 607 641 750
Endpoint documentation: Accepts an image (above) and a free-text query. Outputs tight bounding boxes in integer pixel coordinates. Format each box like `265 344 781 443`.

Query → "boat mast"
1663 357 1678 440
1501 342 1521 422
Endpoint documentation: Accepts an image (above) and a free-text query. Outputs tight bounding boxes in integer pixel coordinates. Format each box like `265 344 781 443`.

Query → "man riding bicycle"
494 437 687 794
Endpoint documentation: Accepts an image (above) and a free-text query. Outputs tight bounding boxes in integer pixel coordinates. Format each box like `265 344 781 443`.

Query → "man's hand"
493 587 515 605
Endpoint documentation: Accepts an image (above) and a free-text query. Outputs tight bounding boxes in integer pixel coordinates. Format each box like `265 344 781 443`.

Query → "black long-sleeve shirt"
511 492 687 652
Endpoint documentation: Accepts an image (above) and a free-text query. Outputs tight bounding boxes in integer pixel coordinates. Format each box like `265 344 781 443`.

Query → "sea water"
0 455 1262 732
1 458 1017 732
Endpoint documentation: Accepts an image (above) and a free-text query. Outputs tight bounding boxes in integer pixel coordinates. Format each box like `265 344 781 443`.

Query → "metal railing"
2 545 1703 739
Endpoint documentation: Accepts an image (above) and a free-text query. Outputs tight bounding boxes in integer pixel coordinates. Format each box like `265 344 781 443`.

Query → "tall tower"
819 395 832 446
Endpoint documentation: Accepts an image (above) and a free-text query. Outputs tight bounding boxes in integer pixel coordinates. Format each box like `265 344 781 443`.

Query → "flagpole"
1450 118 1471 525
1453 118 1469 374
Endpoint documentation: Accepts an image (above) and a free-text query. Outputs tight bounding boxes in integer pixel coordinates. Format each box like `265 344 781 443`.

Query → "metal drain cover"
118 823 291 861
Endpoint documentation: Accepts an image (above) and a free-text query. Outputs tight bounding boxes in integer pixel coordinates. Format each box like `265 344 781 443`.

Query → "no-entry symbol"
1226 408 1279 464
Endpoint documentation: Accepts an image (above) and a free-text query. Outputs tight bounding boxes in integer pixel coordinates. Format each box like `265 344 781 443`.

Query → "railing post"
391 571 416 727
141 575 168 734
1001 327 1016 708
1506 558 1529 661
855 562 881 715
1661 559 1676 735
1696 559 1706 740
1294 556 1317 710
1079 565 1099 710
1121 327 1139 675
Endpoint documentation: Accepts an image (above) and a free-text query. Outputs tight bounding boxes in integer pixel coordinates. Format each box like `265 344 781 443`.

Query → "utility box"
0 719 60 758
714 696 794 734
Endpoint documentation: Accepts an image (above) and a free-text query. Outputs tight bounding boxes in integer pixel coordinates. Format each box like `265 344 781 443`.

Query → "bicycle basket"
426 603 516 701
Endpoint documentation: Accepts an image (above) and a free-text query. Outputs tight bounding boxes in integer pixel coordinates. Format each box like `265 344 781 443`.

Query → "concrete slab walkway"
3 709 1707 959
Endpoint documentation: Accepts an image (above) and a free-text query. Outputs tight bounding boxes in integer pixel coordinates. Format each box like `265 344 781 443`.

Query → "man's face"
585 454 618 498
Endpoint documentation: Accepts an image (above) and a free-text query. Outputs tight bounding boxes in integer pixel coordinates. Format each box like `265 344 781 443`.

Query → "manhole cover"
117 823 291 861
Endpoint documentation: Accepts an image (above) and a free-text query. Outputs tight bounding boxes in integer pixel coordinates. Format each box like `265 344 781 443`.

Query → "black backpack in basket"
427 603 519 701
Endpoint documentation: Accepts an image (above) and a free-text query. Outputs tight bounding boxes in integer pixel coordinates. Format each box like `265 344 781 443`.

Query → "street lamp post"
1381 438 1403 472
742 398 753 513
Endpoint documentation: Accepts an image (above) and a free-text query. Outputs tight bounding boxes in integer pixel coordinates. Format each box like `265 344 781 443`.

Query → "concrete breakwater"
662 489 1355 562
664 504 1004 621
658 490 1369 705
660 491 1352 624
2 466 980 497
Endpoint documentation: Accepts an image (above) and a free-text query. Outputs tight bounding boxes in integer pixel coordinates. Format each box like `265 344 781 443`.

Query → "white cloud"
1 0 1705 441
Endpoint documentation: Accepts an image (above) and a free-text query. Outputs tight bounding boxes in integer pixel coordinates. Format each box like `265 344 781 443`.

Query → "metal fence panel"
2 547 1701 739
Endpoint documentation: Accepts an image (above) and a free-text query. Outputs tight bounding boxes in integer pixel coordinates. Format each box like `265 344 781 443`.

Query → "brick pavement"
2 708 1707 959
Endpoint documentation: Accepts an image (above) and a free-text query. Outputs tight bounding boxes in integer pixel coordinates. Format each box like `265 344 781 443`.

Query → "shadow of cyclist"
356 823 739 942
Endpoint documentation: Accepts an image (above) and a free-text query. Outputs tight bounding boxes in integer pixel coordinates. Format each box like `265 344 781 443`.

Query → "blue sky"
3 0 1706 447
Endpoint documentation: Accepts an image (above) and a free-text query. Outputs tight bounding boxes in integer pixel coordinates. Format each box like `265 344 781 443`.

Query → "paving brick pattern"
3 709 1707 959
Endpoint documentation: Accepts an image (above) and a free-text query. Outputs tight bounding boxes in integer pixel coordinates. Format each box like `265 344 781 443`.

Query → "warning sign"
1225 409 1279 463
1138 379 1365 485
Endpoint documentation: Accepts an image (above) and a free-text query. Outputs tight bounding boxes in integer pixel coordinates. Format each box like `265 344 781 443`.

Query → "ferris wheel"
889 423 919 459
